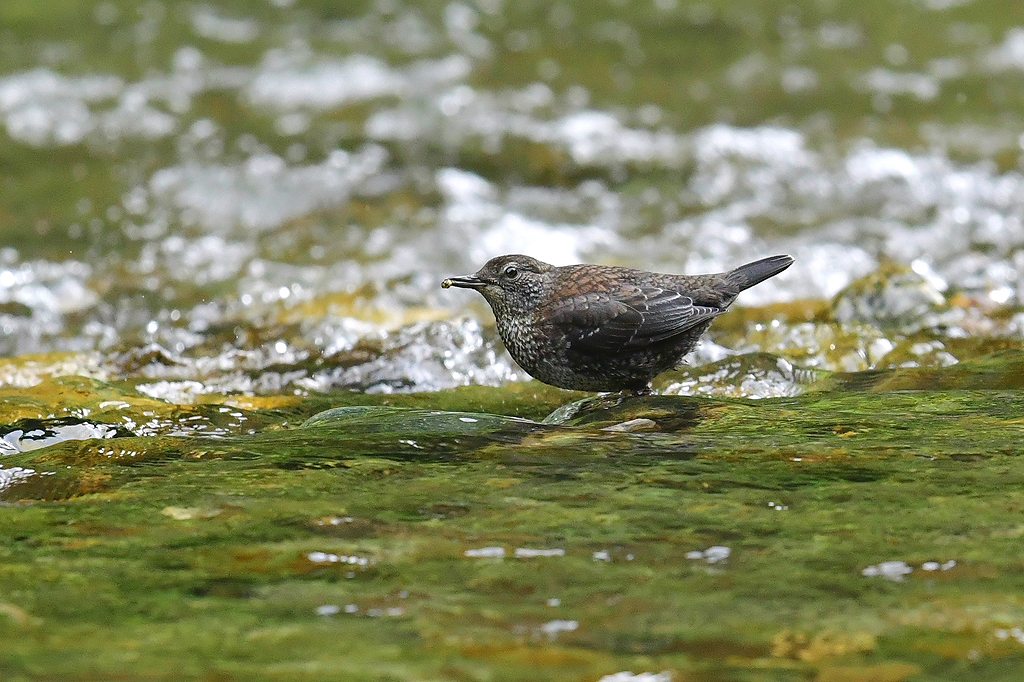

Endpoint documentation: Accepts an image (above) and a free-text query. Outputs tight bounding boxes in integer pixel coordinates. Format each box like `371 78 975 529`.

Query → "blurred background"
2 0 1024 399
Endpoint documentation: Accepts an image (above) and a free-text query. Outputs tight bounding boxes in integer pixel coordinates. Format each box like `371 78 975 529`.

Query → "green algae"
3 370 1024 679
3 0 1024 679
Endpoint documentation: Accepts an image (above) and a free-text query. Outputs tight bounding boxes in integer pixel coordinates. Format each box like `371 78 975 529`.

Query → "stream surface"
1 1 1024 680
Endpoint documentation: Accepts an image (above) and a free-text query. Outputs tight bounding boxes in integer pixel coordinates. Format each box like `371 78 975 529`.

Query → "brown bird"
442 254 794 393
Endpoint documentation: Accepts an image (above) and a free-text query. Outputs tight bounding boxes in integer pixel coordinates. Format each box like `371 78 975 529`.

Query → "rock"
542 395 703 432
601 418 658 433
301 405 539 437
829 261 947 330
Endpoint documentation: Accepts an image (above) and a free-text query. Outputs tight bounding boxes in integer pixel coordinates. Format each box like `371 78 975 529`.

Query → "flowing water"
2 1 1024 680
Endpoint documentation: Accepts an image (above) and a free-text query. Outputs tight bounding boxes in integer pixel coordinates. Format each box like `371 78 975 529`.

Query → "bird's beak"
441 274 487 289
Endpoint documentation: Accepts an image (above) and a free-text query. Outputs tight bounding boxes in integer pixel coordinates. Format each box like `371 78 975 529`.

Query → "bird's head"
442 254 554 316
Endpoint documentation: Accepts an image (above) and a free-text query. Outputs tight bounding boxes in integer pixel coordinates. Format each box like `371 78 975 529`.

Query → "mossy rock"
302 405 542 437
542 394 708 432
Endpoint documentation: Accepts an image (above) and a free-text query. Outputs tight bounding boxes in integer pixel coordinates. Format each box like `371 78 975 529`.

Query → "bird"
441 253 794 393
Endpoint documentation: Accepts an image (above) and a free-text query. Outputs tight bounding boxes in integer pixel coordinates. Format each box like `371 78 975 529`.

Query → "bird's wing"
546 286 725 354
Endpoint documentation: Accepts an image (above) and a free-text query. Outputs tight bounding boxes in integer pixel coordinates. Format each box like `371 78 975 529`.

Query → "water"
2 1 1024 679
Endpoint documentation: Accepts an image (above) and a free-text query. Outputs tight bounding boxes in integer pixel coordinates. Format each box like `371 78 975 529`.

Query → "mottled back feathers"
442 254 794 391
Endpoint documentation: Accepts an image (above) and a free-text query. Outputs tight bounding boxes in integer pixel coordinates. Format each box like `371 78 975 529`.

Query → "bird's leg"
626 385 653 398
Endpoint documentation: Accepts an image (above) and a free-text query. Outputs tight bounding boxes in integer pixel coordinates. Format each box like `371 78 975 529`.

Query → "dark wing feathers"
548 285 724 354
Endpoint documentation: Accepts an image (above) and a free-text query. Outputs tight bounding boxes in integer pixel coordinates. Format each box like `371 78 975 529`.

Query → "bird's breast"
495 313 546 366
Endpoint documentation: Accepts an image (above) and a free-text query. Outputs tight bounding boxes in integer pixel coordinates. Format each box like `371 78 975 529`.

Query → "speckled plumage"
442 254 793 392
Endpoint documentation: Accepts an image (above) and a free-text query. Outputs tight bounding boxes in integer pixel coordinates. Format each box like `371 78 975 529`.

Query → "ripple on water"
109 316 521 398
0 418 129 454
0 69 121 146
145 146 389 233
2 11 1023 399
367 83 686 168
136 235 255 286
189 6 260 44
0 256 101 355
0 466 36 491
300 318 523 393
0 68 179 146
433 168 620 268
246 53 472 111
0 354 107 389
661 353 825 399
985 27 1024 72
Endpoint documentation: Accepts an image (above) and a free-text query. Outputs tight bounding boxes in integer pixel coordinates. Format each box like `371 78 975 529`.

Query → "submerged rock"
542 395 705 432
601 418 658 433
299 403 692 462
302 405 540 437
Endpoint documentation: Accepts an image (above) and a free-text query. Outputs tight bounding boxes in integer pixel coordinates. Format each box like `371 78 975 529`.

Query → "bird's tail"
728 255 794 291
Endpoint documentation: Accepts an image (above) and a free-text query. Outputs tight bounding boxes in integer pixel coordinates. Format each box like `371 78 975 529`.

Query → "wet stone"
542 395 705 433
601 418 657 433
301 405 540 437
829 261 949 331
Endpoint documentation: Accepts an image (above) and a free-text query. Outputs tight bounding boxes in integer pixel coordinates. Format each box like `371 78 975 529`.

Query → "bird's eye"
502 265 519 280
